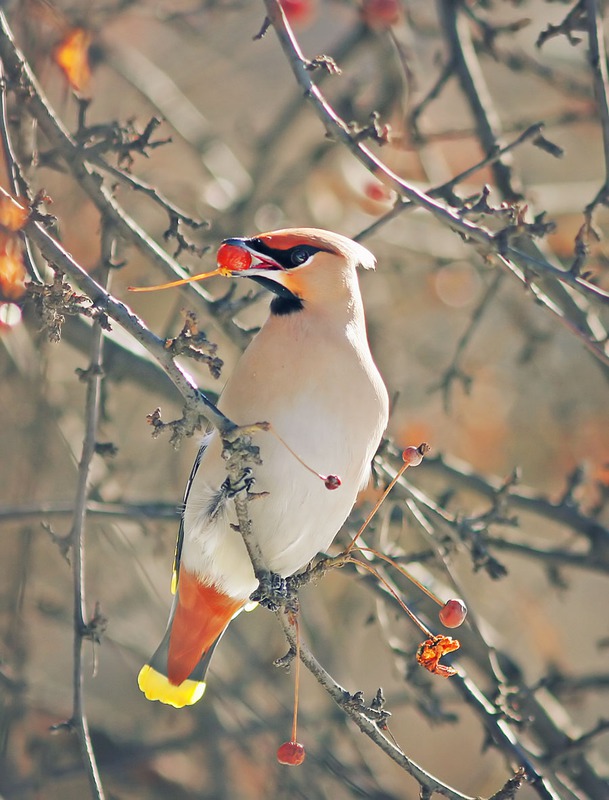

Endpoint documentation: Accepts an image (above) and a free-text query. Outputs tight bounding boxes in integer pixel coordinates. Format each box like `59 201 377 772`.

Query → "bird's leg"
251 572 299 613
284 553 348 593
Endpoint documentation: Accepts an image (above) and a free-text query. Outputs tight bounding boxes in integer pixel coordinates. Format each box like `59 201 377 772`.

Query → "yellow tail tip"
138 664 206 708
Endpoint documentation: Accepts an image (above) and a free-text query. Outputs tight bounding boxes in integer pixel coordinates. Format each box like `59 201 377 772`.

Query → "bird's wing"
171 432 213 594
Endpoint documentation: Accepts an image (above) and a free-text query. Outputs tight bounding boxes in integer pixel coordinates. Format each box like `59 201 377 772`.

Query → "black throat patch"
270 294 305 315
249 276 304 316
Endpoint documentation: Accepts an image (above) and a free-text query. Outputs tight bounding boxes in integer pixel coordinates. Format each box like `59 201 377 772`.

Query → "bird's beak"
217 238 284 277
127 238 283 293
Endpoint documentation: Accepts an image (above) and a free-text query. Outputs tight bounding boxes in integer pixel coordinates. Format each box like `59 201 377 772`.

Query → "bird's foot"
251 571 298 613
221 468 254 498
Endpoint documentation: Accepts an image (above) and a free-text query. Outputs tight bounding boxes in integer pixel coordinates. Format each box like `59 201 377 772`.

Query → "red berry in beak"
217 242 252 273
277 740 306 766
324 474 341 490
439 599 467 628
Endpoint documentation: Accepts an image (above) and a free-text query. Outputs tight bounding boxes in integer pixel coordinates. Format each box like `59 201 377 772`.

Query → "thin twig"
68 269 108 800
0 11 250 349
356 123 550 242
262 0 497 248
0 501 178 523
430 272 504 411
575 0 609 270
438 0 523 202
24 218 232 436
0 59 41 283
261 0 609 388
276 611 479 800
422 450 609 550
584 0 609 192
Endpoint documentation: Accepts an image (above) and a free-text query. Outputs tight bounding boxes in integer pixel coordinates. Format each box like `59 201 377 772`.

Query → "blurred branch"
60 316 190 404
436 0 609 372
24 217 232 439
582 0 609 196
0 500 178 523
380 447 609 582
262 0 609 381
365 467 607 798
438 0 524 202
0 59 41 283
357 122 553 240
429 272 504 412
104 40 253 207
422 451 609 554
483 535 609 574
67 264 108 800
276 610 482 800
0 10 250 349
537 0 587 49
233 22 370 224
496 252 609 369
480 42 592 101
572 0 609 275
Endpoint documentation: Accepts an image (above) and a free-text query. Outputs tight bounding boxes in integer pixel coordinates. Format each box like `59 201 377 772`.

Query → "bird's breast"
182 310 388 596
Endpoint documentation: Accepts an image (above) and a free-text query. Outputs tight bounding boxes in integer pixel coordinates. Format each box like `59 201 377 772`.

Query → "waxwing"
137 228 389 707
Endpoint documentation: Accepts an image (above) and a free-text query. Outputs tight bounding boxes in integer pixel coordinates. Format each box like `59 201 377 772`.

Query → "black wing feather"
172 436 209 584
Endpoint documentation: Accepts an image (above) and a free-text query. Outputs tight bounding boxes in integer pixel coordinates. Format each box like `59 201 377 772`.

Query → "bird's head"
129 228 375 314
217 228 375 312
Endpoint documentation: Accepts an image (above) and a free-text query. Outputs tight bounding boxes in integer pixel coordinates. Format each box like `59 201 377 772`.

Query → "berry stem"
345 556 433 637
266 424 339 489
128 267 226 292
344 443 429 554
354 547 444 607
345 463 407 554
291 613 301 743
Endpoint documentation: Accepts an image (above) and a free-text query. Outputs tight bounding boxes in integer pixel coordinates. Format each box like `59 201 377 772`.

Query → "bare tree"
0 1 608 798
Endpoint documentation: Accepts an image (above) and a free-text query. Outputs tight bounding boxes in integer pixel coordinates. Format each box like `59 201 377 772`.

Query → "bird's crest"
256 228 376 271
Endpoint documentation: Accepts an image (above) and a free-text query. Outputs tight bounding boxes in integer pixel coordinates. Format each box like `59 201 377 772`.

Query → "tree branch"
68 268 108 800
0 10 251 349
276 610 481 800
24 218 232 437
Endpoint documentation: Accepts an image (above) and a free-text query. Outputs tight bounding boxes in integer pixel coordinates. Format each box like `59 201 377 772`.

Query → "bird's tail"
138 569 245 708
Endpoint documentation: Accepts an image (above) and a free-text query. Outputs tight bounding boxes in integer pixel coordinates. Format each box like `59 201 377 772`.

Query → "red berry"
280 0 317 27
439 599 467 628
361 0 402 28
401 446 423 467
216 242 252 273
324 474 341 490
277 740 306 766
364 181 392 203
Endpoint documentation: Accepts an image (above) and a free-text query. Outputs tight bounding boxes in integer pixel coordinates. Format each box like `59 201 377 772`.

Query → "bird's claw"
250 572 298 612
221 468 255 498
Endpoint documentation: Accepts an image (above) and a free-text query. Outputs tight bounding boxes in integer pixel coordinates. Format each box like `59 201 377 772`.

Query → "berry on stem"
402 442 430 468
361 0 402 29
323 474 341 490
439 599 467 628
216 242 252 272
277 740 306 766
280 0 317 28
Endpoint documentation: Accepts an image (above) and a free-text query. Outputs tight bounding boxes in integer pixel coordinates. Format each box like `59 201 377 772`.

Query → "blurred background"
1 0 608 798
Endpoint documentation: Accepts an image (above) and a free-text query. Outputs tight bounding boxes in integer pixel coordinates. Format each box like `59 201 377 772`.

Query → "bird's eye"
290 246 313 267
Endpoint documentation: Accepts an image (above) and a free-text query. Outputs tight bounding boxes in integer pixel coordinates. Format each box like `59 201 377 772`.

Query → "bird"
137 228 389 708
